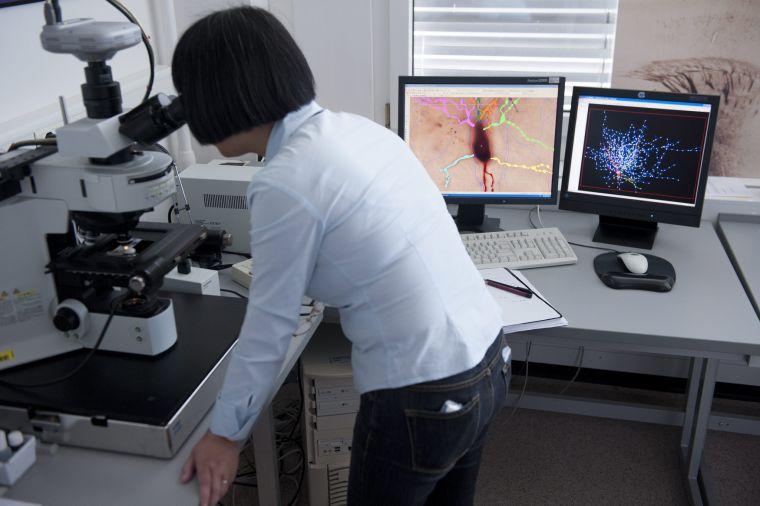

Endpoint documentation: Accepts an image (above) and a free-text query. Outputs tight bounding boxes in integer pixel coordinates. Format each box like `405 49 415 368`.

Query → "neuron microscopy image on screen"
578 104 710 204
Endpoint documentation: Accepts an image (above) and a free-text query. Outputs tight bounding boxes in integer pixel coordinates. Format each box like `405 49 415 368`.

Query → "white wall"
270 0 390 126
286 0 388 124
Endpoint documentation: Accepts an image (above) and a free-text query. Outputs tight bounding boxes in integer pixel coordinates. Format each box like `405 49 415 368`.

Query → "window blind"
413 0 619 121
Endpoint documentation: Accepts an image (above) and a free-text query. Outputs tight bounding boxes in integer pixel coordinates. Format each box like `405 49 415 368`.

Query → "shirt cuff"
208 396 258 443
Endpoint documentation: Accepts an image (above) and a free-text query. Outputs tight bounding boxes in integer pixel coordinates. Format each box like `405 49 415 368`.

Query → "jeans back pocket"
404 394 480 473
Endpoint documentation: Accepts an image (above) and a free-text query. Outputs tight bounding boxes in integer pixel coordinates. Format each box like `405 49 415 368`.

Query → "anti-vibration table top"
0 292 247 425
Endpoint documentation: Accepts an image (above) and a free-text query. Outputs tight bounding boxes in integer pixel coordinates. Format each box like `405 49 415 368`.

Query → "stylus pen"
485 279 533 298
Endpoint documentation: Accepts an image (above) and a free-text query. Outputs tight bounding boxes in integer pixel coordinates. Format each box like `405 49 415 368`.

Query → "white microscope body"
0 9 198 371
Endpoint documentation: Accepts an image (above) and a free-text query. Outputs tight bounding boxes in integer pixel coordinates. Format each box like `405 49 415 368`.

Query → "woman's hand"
181 431 240 506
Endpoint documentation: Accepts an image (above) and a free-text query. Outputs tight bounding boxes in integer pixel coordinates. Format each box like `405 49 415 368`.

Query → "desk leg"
680 358 718 506
681 358 703 451
253 405 281 506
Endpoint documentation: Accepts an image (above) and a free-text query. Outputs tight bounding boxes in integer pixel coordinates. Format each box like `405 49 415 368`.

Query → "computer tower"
301 325 359 506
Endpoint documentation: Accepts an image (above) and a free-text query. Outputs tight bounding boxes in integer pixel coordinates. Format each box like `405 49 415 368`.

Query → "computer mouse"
617 252 648 275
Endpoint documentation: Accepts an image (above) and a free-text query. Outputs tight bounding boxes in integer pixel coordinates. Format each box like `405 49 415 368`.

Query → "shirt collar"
264 101 324 160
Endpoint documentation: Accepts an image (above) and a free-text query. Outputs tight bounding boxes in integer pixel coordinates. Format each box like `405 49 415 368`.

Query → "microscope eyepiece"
118 93 185 145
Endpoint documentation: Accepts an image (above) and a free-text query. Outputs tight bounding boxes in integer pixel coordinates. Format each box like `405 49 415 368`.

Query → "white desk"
5 267 322 506
490 208 760 506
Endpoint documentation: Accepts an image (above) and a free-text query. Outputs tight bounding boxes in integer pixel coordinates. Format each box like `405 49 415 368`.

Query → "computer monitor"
398 76 565 231
560 87 720 249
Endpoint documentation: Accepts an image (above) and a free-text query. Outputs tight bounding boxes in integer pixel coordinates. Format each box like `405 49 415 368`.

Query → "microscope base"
0 292 246 458
83 299 178 356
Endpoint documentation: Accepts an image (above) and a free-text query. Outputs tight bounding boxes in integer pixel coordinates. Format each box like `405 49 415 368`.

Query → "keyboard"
460 227 577 269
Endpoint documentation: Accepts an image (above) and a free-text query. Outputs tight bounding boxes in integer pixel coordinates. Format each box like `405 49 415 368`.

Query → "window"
412 0 619 156
413 0 618 93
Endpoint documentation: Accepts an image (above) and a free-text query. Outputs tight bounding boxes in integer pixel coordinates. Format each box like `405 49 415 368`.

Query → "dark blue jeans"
348 333 509 505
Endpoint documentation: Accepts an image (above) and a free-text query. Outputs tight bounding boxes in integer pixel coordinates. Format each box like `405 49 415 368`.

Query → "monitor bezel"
559 86 720 228
398 75 565 205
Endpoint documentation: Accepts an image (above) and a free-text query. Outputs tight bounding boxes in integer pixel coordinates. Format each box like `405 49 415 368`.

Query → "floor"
222 377 760 505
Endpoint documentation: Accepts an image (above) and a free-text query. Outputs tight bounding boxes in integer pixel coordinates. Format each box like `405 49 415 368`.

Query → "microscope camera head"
40 18 141 63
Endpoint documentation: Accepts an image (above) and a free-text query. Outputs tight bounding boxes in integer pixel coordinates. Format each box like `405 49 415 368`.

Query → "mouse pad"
593 252 676 292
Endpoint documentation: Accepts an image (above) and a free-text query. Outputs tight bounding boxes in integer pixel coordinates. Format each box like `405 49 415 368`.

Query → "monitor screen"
398 77 564 205
564 93 713 209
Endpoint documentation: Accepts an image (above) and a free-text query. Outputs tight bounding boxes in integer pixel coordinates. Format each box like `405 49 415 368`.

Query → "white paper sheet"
480 268 568 334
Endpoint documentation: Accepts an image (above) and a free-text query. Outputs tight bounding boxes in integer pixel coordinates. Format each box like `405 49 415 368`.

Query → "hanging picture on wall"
612 0 760 179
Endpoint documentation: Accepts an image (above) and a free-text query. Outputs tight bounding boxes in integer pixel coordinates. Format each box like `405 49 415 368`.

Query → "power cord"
285 440 305 506
536 204 545 228
504 340 532 423
8 138 57 151
288 361 303 440
50 0 62 21
527 206 541 229
220 289 248 300
0 295 126 389
529 206 621 254
558 346 585 396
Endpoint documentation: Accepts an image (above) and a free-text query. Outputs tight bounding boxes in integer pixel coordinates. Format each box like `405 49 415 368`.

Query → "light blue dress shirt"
209 101 505 441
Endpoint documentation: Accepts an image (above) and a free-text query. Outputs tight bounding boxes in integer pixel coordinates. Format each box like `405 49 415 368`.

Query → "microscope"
0 2 251 459
0 9 202 369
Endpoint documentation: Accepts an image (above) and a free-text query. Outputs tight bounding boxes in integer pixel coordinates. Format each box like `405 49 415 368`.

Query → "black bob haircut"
172 6 315 145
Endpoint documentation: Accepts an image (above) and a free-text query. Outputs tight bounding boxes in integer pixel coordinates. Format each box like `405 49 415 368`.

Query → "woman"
173 7 507 506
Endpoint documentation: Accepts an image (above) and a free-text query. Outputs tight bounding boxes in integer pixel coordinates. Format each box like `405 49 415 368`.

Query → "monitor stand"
454 204 501 233
593 215 658 250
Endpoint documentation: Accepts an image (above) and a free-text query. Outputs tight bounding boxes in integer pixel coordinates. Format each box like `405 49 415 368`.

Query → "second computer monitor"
560 87 720 249
398 76 565 230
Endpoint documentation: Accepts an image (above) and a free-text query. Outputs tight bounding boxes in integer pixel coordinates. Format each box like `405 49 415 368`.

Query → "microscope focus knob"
129 275 147 294
53 307 80 332
52 299 90 336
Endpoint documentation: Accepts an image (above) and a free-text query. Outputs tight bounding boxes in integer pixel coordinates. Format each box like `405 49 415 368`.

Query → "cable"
232 480 257 488
50 0 62 22
150 143 193 224
220 288 248 300
288 361 303 440
567 241 621 254
147 143 193 225
225 252 252 260
8 139 57 151
285 438 305 506
104 0 154 104
529 207 621 254
231 364 305 503
503 340 532 424
536 205 545 228
558 346 585 396
209 264 234 271
167 204 175 223
528 206 540 229
0 296 125 388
